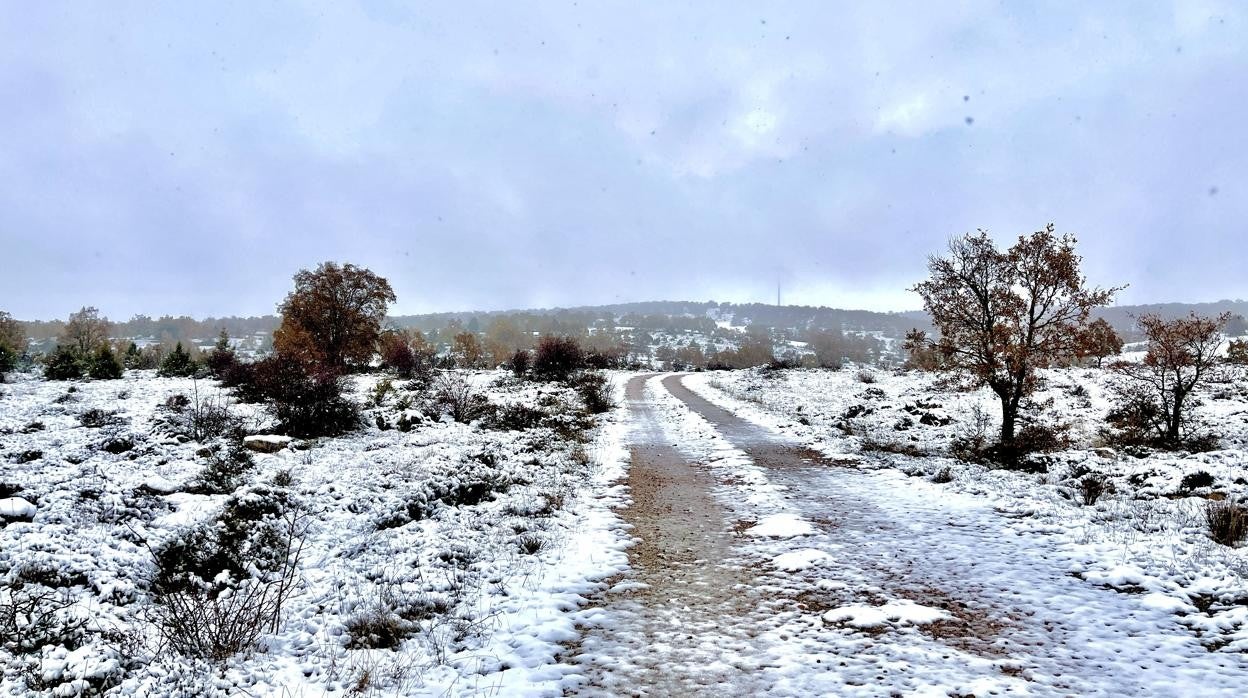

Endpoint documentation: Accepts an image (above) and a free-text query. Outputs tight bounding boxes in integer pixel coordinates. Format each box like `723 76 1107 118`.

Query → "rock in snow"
243 435 294 453
0 497 36 521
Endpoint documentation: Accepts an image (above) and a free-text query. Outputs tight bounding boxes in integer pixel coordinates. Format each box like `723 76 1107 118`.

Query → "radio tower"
776 279 781 306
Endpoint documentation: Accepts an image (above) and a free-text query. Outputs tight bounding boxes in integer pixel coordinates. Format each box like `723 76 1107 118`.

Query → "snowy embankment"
684 367 1248 656
0 370 633 696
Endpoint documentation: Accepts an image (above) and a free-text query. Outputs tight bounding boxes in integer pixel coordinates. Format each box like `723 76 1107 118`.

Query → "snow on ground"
0 369 633 696
684 366 1248 658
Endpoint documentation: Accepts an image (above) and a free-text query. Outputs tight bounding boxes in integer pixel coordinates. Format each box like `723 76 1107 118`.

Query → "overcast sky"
2 1 1245 320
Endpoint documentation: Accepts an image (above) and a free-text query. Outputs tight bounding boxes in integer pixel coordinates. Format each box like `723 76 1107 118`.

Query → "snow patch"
822 600 952 629
771 548 833 571
0 497 36 519
746 513 815 538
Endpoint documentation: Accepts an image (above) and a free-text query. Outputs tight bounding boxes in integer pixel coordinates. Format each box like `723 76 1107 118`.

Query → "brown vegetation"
911 224 1120 448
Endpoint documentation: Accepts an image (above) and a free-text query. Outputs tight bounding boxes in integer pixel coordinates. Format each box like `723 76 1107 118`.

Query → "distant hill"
391 300 923 337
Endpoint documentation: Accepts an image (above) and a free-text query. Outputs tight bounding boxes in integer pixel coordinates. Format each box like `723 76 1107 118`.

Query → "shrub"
86 345 124 379
270 372 359 437
204 332 238 378
148 484 305 660
0 311 25 380
518 534 546 555
531 336 584 382
187 439 255 495
0 584 87 656
1226 338 1248 365
185 393 244 442
432 372 492 423
1205 499 1248 546
225 354 359 436
219 359 258 393
1077 473 1111 505
380 332 417 377
345 607 410 650
0 345 16 381
509 348 531 378
43 345 85 380
984 422 1070 471
79 408 123 428
486 403 547 431
158 342 199 378
371 378 395 408
930 466 954 484
1179 470 1217 493
856 369 877 384
584 346 628 370
568 370 614 414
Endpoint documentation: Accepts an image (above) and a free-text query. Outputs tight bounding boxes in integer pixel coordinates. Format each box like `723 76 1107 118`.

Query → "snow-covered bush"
1077 473 1112 505
148 484 307 661
432 372 491 423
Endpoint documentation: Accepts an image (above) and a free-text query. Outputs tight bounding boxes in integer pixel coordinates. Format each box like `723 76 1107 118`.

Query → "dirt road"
564 374 1247 697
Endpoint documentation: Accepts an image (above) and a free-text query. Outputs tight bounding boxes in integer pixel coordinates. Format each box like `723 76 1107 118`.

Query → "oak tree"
274 262 396 372
62 306 112 358
911 225 1119 445
1112 313 1227 447
1075 318 1124 367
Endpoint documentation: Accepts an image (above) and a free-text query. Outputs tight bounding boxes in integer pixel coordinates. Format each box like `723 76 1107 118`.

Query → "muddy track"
659 374 1013 655
565 375 770 697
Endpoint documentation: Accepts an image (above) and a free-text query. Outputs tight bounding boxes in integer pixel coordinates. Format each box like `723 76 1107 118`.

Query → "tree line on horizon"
4 223 1248 458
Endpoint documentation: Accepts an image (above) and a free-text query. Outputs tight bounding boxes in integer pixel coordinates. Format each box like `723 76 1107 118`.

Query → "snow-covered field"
6 362 1248 696
0 370 632 696
689 366 1248 659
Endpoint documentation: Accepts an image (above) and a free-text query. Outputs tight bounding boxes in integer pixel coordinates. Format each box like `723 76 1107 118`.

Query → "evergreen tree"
206 330 237 378
158 342 198 377
123 342 143 369
45 345 85 380
87 345 124 379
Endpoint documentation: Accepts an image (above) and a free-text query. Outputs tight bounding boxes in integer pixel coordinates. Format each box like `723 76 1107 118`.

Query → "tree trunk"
999 394 1017 444
1167 388 1184 444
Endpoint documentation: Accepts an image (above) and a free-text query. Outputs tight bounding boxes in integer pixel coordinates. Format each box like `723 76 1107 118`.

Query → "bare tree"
274 262 396 371
1112 313 1228 447
911 225 1120 445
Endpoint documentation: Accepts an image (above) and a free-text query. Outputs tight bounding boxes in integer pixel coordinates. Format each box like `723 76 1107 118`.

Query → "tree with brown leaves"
1112 313 1228 447
451 331 486 369
902 328 943 371
911 225 1120 445
1075 317 1124 368
62 306 113 358
1226 338 1248 365
274 262 396 372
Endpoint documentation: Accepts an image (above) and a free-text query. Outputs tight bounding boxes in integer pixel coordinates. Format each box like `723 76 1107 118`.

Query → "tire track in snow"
666 373 1248 697
563 375 773 696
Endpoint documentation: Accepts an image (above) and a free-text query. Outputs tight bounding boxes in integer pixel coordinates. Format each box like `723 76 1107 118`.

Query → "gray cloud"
2 1 1246 319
